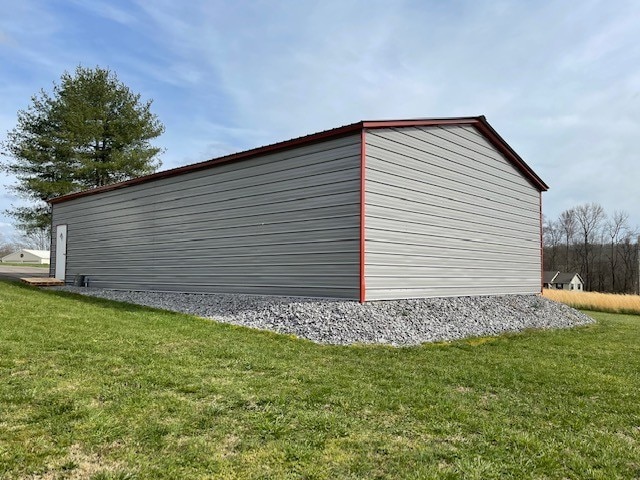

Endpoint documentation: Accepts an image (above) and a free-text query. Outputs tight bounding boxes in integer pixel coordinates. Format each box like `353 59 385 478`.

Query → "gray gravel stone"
54 287 594 346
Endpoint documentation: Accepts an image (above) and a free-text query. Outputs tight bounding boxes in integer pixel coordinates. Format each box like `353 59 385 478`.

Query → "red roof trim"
362 117 480 128
472 117 548 191
49 116 547 204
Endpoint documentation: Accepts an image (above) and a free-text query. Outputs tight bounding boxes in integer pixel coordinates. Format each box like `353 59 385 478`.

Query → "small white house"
543 271 584 291
1 249 51 264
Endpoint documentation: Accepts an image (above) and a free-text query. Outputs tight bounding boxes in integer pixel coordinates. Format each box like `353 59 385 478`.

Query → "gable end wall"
364 125 542 300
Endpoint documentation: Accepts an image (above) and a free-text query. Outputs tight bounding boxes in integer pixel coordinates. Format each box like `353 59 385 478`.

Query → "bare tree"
605 211 629 292
574 203 605 290
0 232 15 258
619 230 639 293
543 216 562 269
558 208 576 271
17 228 50 251
544 203 639 293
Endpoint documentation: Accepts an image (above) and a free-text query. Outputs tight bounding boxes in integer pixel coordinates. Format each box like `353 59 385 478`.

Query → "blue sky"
1 0 639 241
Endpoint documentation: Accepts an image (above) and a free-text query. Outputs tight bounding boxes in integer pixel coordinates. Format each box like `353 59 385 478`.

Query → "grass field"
0 262 49 268
543 288 640 315
1 280 639 479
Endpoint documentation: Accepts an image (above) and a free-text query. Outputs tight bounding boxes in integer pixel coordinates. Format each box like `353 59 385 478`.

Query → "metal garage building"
49 116 548 301
2 249 50 264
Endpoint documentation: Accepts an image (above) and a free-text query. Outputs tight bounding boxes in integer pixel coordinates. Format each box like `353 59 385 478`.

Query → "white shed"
1 249 51 264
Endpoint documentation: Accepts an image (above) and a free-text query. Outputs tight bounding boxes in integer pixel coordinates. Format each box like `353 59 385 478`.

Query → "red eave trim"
50 121 364 204
364 117 548 192
472 118 548 191
362 117 480 128
49 115 547 205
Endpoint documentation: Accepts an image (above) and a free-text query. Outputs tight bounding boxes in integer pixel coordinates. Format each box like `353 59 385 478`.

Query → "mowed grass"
543 288 640 315
0 262 49 268
1 281 639 479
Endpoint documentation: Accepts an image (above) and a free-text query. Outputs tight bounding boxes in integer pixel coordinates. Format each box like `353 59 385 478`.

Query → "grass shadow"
0 279 189 318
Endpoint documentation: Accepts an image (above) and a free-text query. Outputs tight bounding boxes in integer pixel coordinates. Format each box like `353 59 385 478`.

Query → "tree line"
543 203 640 294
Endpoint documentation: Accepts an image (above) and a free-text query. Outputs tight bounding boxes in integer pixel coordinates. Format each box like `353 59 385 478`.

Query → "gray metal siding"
49 220 55 278
51 135 361 298
364 126 541 300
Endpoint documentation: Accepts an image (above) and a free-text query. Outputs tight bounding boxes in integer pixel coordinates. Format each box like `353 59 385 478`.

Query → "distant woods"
543 203 640 294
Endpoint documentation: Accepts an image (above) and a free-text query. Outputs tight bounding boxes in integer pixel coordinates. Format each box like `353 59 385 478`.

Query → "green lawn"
1 281 638 479
0 262 49 268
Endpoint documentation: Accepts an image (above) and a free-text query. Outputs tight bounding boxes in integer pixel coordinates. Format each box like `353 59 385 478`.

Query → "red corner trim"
540 191 544 293
359 128 366 303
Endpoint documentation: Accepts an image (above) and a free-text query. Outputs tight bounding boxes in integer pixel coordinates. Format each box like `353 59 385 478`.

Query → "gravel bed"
54 287 594 346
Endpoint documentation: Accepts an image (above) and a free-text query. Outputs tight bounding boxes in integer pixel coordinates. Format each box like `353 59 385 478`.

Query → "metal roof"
554 272 583 284
49 116 549 205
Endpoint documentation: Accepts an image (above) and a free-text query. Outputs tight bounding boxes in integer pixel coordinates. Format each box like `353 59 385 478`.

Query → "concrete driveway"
0 265 50 281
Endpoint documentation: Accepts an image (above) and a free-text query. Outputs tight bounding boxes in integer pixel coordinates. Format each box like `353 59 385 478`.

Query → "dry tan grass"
29 444 132 480
543 289 640 315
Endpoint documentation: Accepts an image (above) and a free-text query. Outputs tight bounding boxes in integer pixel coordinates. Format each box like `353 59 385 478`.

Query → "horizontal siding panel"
67 272 359 283
366 204 539 238
80 282 358 299
366 286 538 301
366 195 539 235
75 276 358 289
365 141 538 202
366 217 538 249
367 182 537 228
366 250 538 267
366 229 539 257
53 134 361 298
71 214 357 245
367 165 538 217
57 136 361 213
366 276 540 289
453 125 485 141
68 226 359 252
367 128 531 188
437 125 499 155
365 266 538 278
55 191 358 231
73 253 358 275
414 127 526 178
57 158 359 220
364 125 541 300
424 127 514 165
67 240 359 260
56 163 360 222
55 178 359 225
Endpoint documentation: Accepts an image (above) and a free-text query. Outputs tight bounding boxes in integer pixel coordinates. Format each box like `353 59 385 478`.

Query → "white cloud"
69 0 139 25
0 0 639 241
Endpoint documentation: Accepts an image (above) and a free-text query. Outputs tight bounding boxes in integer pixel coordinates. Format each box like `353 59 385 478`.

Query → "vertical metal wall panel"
364 126 542 301
51 135 361 298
